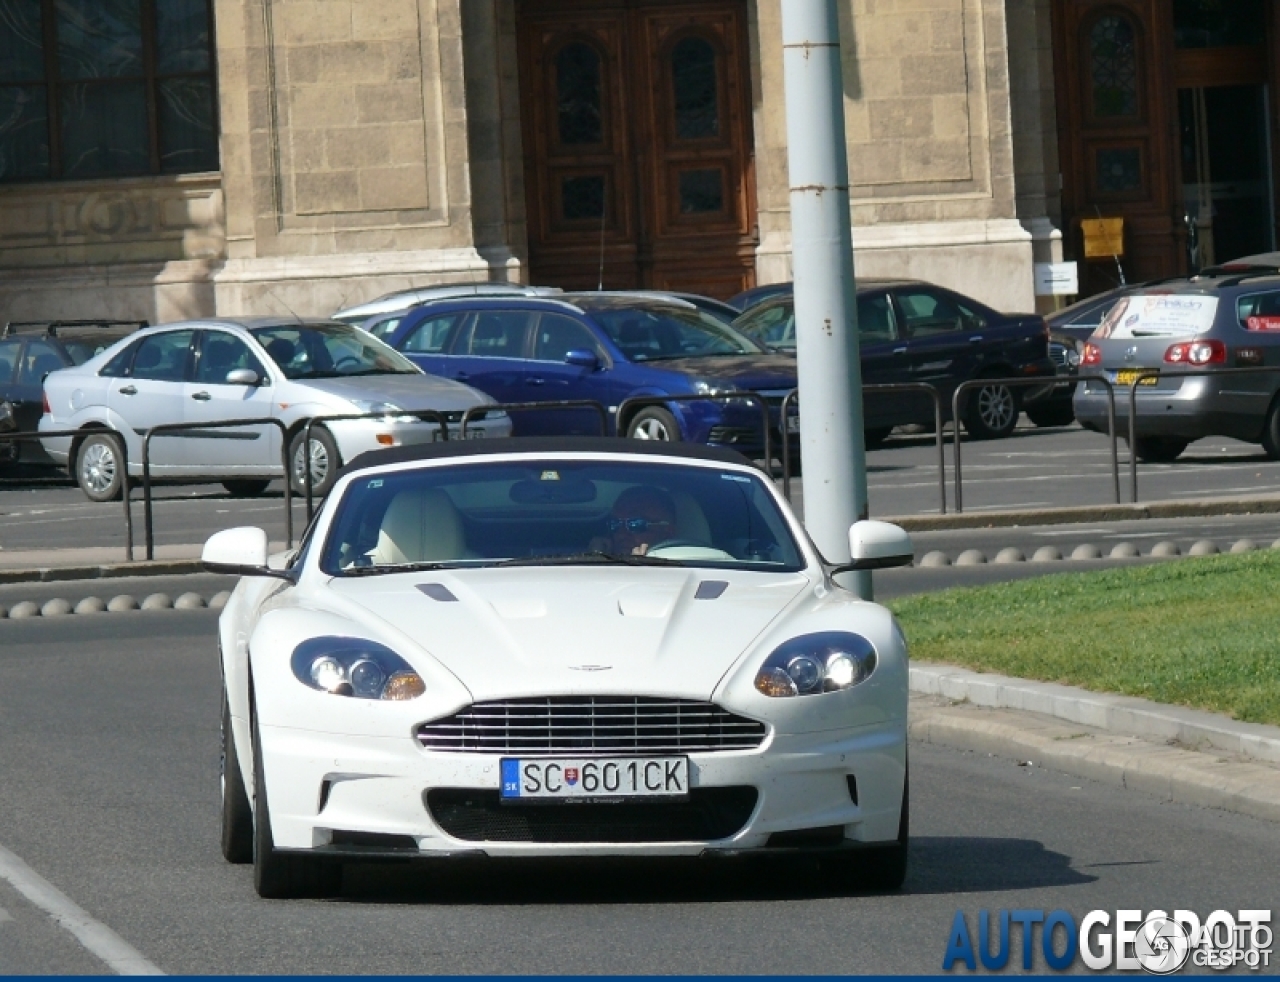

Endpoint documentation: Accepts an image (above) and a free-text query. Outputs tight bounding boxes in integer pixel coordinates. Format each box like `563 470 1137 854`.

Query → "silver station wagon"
1073 269 1280 462
39 318 511 501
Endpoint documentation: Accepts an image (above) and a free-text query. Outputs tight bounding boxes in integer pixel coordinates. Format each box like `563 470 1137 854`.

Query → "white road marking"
1032 529 1112 537
0 842 163 975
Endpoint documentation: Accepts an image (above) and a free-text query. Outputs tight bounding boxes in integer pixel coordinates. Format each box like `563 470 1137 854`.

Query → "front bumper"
253 718 906 858
325 413 513 462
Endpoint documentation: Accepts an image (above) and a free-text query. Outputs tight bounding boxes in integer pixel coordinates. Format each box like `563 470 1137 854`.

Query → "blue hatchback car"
376 293 799 456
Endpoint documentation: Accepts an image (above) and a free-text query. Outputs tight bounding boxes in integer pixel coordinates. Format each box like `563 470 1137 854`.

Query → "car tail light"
1082 343 1102 366
42 392 51 414
1164 339 1225 365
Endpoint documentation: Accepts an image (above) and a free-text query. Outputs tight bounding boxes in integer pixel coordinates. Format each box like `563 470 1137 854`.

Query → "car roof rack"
2 319 149 338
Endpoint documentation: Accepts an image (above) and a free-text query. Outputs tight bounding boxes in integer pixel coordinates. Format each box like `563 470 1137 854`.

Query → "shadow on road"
331 836 1094 905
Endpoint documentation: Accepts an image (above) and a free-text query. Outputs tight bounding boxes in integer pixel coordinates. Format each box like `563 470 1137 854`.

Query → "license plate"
1115 369 1159 387
786 414 801 433
500 756 689 802
432 428 486 443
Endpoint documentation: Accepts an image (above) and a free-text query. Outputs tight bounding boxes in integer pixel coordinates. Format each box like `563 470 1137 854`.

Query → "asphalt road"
0 612 1276 974
4 424 1280 559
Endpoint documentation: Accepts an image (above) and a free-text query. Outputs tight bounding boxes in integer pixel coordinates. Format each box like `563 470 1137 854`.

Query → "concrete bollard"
74 597 108 614
956 550 987 566
1150 541 1181 558
994 548 1025 564
41 598 73 617
1188 540 1219 556
1071 544 1103 560
1109 542 1140 558
1031 546 1063 562
107 595 139 612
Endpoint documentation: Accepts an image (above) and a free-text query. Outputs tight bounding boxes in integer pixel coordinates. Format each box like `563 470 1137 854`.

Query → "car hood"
647 355 797 389
295 373 491 410
325 566 812 701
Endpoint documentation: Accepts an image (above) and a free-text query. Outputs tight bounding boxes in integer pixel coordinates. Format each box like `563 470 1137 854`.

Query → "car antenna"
597 178 608 291
267 287 304 324
1094 205 1126 286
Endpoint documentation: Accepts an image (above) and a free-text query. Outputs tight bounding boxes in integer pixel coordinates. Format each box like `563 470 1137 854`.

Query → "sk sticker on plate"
541 470 561 481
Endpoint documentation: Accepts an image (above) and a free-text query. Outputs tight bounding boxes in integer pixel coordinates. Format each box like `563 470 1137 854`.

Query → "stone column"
212 0 508 318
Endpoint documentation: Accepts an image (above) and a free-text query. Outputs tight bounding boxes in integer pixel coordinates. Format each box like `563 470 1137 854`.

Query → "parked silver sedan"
39 318 511 501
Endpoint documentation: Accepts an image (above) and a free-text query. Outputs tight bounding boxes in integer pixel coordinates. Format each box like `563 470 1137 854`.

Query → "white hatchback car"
204 438 913 899
39 318 511 501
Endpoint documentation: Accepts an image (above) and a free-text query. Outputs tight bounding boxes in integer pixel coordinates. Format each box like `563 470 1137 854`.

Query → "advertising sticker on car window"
1092 295 1219 340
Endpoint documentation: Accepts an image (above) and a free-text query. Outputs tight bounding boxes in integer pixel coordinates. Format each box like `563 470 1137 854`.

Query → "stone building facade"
0 0 1068 323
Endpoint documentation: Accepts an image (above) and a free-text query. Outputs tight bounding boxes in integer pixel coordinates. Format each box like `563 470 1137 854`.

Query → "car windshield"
320 459 805 575
251 323 419 379
582 303 764 361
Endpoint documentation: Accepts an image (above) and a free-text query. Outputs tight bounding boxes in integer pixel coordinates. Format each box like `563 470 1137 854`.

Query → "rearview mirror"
564 349 599 369
225 368 260 386
836 520 914 572
203 526 292 580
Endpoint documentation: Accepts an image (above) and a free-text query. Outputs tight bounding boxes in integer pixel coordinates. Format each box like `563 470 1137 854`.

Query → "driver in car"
591 486 679 556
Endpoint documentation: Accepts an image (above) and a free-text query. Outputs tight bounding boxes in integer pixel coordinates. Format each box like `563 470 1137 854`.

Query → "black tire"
221 689 254 864
626 406 680 442
288 427 341 498
963 379 1020 440
1025 402 1075 428
1262 399 1280 460
251 706 341 899
865 427 893 450
74 431 125 502
222 479 272 497
1132 436 1189 463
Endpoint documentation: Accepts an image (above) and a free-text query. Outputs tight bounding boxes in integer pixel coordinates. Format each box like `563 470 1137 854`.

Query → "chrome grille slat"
417 696 767 755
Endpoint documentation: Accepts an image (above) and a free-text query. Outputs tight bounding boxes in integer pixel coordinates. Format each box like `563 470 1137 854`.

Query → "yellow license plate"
1115 369 1159 387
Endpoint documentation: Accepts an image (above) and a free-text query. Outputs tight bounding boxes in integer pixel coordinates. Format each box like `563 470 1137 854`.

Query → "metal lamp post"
780 0 871 598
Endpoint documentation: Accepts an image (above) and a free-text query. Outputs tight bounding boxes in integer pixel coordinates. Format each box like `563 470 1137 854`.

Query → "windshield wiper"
493 551 682 568
339 560 475 576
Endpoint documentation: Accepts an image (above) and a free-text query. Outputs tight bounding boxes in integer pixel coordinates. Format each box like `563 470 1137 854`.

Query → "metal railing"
778 383 949 514
0 427 136 561
952 375 1119 513
615 391 772 470
1123 365 1280 503
460 400 610 438
300 410 453 519
141 418 292 561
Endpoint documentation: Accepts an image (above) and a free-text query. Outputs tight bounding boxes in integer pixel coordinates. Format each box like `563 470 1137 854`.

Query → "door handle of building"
119 385 137 396
191 391 212 401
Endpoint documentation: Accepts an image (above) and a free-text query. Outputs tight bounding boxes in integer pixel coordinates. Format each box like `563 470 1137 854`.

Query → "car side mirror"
832 520 914 573
564 349 599 369
203 527 293 580
225 368 261 386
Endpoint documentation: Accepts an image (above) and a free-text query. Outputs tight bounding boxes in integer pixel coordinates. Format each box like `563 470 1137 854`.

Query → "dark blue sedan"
376 294 799 456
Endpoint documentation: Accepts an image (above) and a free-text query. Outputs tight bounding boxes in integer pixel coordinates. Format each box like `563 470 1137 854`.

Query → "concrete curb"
911 663 1280 766
0 560 204 585
887 493 1280 532
910 698 1280 825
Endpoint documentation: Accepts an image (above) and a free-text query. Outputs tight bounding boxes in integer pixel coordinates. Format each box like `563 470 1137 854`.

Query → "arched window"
555 42 603 146
1088 14 1140 119
671 36 719 140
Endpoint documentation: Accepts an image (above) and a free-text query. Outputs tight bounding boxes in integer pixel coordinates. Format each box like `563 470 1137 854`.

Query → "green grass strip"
888 551 1280 726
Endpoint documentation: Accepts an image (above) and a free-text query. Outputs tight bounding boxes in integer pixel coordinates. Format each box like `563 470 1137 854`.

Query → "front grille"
426 787 758 842
416 696 767 755
1049 342 1069 369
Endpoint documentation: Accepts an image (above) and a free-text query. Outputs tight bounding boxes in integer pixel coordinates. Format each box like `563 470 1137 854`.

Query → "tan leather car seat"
371 488 467 565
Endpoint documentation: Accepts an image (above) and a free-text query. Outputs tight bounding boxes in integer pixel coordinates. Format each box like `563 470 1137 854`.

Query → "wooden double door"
517 0 758 297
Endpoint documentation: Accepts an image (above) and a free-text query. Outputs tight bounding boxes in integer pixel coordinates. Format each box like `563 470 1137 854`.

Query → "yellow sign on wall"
1081 217 1125 259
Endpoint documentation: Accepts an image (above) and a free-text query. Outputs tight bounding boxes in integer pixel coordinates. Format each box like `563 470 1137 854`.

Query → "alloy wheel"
293 439 329 489
632 417 672 440
976 384 1015 433
80 441 117 496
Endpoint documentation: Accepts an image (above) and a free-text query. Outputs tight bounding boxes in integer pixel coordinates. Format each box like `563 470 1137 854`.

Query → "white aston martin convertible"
204 438 914 898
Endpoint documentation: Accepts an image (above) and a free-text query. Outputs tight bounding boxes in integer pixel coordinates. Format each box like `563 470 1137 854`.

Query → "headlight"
350 399 402 415
753 632 877 697
290 637 426 700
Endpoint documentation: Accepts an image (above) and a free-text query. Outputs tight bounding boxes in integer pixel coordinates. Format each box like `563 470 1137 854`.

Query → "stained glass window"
1089 15 1139 118
1096 147 1142 193
562 175 606 221
679 169 723 214
0 0 219 182
672 36 718 140
556 42 603 146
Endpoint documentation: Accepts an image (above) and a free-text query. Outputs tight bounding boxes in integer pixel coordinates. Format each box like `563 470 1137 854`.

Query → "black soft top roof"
343 436 753 476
